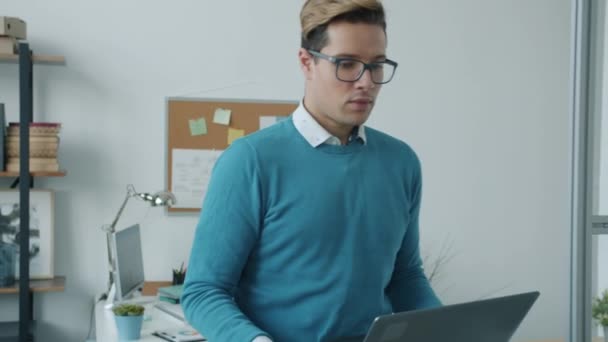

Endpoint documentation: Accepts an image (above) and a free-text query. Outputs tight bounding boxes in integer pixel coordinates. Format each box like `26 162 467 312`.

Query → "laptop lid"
334 291 540 342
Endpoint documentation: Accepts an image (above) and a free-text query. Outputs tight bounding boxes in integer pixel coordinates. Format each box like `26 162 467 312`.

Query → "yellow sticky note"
227 128 245 145
188 117 207 136
213 108 232 125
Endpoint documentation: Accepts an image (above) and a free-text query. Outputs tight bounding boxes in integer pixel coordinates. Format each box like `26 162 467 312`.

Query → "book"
158 284 183 299
159 295 180 304
6 157 58 165
152 327 206 341
5 135 60 143
0 37 16 54
6 165 59 172
6 146 59 158
6 157 59 172
7 122 61 137
0 17 27 39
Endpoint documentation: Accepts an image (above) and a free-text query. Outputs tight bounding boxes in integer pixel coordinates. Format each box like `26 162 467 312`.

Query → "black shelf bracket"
9 177 34 189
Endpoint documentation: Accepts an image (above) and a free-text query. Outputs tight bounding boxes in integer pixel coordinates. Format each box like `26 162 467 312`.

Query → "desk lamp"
101 184 176 305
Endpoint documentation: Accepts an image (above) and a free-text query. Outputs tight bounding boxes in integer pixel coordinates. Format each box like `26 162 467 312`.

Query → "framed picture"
0 189 54 279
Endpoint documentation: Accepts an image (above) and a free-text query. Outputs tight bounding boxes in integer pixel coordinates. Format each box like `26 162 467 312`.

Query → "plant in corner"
422 235 455 286
592 289 608 341
112 303 145 340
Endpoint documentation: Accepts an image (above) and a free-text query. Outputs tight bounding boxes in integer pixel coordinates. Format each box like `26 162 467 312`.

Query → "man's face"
300 21 387 132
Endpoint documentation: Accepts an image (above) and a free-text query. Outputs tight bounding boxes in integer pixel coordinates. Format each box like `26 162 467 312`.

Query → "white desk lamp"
101 184 176 307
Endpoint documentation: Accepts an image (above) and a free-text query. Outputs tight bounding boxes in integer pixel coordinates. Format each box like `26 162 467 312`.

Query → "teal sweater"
182 118 441 342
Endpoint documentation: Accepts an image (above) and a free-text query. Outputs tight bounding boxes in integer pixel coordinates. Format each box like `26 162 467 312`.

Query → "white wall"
0 1 573 341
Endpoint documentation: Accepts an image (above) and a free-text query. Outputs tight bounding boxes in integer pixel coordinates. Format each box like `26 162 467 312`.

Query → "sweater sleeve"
181 140 272 342
386 153 442 311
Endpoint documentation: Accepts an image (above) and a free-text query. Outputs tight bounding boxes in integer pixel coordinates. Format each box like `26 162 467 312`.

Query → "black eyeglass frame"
307 49 398 84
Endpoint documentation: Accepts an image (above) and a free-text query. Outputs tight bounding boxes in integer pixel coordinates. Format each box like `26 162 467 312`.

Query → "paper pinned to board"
188 117 208 136
171 149 222 209
213 108 232 125
259 116 276 130
227 128 245 145
259 115 289 130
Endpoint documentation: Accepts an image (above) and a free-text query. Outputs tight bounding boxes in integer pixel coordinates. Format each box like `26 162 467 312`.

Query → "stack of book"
6 122 61 172
158 284 183 304
0 17 27 54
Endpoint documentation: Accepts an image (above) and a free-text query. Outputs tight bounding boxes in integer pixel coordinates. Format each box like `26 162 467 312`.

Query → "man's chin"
345 111 371 126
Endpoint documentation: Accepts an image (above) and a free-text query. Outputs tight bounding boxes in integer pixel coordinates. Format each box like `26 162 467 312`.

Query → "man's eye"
340 61 358 69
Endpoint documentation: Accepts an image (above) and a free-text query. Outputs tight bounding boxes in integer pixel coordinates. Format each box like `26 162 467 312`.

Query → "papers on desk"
153 327 206 341
153 302 206 341
154 301 186 322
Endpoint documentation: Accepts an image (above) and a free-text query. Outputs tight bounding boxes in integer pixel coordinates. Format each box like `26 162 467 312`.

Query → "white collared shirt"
253 337 273 342
292 102 367 147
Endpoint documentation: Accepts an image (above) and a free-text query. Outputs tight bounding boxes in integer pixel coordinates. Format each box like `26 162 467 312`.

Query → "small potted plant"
592 289 608 341
112 303 145 340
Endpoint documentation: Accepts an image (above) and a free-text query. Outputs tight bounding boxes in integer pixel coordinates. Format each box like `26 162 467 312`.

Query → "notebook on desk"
154 301 186 322
153 327 205 342
158 284 183 304
333 291 540 342
153 302 205 341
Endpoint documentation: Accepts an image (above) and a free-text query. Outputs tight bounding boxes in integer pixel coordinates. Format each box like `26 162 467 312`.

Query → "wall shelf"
0 53 65 64
0 276 66 294
0 171 67 178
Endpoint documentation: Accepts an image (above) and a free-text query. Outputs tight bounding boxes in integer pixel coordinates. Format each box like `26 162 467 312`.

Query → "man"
182 1 441 341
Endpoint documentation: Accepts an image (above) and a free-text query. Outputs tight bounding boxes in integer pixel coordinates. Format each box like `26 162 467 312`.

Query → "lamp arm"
103 185 137 300
108 187 136 234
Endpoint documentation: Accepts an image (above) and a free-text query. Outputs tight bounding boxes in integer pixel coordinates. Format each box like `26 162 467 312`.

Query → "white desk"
95 298 579 342
94 296 192 341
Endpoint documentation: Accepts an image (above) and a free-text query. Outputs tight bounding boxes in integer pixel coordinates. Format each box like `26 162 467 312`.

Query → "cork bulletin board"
166 97 298 212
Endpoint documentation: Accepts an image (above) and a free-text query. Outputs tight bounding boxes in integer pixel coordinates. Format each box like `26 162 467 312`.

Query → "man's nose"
355 68 375 89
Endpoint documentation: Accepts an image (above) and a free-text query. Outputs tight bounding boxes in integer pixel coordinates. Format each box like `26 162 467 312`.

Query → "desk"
95 299 602 342
530 340 603 342
94 296 191 341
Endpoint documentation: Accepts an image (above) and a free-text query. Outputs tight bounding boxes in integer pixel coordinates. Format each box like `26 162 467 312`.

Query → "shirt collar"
292 101 367 148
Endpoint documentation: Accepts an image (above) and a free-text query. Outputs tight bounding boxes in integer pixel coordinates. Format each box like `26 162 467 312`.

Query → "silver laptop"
333 291 540 342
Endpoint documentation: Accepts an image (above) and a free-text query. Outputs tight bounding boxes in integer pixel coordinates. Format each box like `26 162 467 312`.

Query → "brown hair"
300 0 386 52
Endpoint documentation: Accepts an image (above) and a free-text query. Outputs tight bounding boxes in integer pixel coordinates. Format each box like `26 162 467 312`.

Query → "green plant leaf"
592 289 608 326
111 303 145 316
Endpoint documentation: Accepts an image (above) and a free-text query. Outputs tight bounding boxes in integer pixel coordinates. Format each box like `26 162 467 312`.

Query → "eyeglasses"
307 50 398 84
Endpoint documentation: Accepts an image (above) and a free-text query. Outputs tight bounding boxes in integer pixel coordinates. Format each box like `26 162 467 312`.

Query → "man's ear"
298 48 314 80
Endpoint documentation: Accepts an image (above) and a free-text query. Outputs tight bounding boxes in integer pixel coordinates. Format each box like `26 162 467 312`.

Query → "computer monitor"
110 224 145 302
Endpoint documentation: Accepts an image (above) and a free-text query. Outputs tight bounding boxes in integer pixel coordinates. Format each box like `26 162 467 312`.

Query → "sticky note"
259 116 277 130
227 128 245 145
213 108 232 125
188 118 207 136
259 115 289 130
